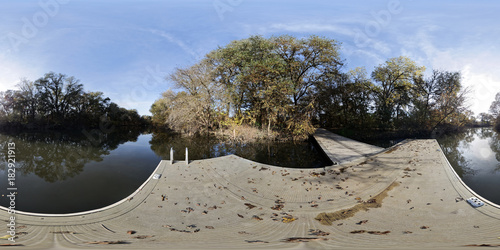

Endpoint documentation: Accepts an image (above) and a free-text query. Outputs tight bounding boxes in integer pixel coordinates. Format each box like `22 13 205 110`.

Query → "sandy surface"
1 130 499 249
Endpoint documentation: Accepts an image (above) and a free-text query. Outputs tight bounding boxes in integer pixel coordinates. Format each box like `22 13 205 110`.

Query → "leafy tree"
490 92 500 131
0 72 147 130
35 72 84 125
490 92 500 118
372 56 425 128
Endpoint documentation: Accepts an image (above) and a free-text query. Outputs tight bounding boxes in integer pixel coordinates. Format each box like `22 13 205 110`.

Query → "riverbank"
1 130 499 249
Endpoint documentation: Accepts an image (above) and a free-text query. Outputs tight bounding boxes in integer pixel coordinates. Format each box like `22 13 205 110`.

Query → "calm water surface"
0 130 328 213
436 127 500 205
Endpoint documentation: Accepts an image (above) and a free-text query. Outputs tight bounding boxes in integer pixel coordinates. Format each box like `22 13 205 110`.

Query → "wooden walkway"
313 128 384 164
1 129 499 249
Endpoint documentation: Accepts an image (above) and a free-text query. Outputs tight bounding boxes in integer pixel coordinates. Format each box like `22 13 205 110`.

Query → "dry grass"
315 181 399 225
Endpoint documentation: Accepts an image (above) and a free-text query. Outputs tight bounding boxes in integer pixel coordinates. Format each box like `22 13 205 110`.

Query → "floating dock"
1 129 499 249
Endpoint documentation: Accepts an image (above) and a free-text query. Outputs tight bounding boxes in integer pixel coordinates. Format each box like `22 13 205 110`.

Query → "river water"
0 130 328 213
436 127 500 205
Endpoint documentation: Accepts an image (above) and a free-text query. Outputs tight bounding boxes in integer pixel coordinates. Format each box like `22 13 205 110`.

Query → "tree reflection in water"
436 127 500 205
436 129 475 177
0 128 142 182
148 131 328 168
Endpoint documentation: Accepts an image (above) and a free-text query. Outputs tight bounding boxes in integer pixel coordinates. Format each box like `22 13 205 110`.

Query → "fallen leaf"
367 231 391 235
350 230 366 234
132 235 154 239
309 229 330 236
244 203 256 209
356 220 368 225
86 241 128 245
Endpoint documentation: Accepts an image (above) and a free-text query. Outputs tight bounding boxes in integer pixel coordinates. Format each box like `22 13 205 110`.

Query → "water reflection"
149 132 328 168
0 129 142 182
0 128 158 214
436 127 500 204
437 129 475 177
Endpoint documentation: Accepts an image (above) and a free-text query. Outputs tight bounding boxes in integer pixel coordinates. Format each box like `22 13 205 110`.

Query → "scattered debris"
238 214 244 218
205 226 215 229
245 240 269 243
282 237 326 242
356 220 368 225
464 244 500 247
252 215 263 221
282 215 296 223
367 231 391 235
244 203 256 209
309 229 330 236
420 226 429 229
127 230 136 235
50 231 76 234
350 230 366 234
311 172 325 177
86 241 128 245
131 235 154 239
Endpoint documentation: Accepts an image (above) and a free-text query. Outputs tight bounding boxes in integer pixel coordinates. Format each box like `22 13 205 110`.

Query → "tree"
372 56 425 128
205 35 343 137
35 72 84 126
490 92 500 118
315 67 374 129
0 72 144 130
17 78 39 123
169 59 222 132
490 92 500 131
478 113 493 126
410 70 470 132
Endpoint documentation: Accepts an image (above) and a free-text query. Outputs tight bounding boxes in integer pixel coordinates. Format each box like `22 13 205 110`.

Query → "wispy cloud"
148 29 202 61
268 23 356 37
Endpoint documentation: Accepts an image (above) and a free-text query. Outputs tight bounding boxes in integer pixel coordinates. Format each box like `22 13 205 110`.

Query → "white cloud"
398 25 500 115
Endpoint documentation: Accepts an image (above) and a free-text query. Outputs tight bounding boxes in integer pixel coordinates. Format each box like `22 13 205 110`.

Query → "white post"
185 147 189 165
170 147 174 165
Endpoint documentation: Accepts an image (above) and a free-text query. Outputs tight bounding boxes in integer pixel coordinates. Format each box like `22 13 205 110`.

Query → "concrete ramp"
313 128 384 165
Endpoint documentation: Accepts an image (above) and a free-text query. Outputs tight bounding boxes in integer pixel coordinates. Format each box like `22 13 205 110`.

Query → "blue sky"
1 0 500 116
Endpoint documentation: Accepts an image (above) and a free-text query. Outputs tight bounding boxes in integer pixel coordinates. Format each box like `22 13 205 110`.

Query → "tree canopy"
151 35 472 139
0 72 147 130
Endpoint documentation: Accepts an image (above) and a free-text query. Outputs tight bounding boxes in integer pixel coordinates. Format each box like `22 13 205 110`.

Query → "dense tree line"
0 72 148 130
151 35 472 139
490 92 500 131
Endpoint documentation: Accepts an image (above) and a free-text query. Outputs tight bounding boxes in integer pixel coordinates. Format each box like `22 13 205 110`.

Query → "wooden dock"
1 129 499 249
313 128 384 164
